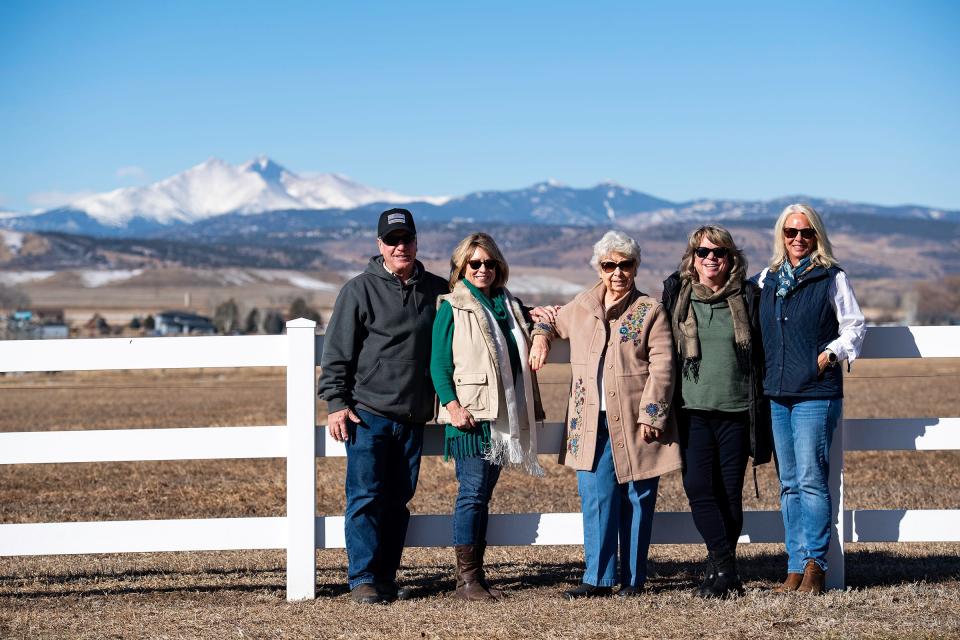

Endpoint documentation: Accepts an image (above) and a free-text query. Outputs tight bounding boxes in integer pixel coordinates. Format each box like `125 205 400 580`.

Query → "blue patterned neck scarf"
776 255 815 298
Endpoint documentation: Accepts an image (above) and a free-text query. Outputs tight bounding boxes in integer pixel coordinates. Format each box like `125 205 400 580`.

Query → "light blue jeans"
577 415 660 587
770 398 842 573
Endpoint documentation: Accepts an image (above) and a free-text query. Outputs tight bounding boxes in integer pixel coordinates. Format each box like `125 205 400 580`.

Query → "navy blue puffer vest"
759 265 843 399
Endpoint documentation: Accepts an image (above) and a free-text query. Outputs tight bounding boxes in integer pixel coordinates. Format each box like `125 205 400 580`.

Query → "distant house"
3 308 69 340
37 324 69 339
155 310 216 335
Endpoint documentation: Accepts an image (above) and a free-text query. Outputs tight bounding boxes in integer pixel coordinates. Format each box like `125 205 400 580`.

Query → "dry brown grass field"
2 359 959 638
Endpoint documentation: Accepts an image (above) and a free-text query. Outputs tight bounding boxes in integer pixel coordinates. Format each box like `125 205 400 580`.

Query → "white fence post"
285 318 317 601
826 413 845 589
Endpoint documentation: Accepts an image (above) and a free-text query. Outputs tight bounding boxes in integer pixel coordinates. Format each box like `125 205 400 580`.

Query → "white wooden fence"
0 322 958 600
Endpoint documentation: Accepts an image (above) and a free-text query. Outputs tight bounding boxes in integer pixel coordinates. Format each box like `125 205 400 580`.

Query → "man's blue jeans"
577 415 660 588
453 456 502 546
344 409 424 590
770 398 842 573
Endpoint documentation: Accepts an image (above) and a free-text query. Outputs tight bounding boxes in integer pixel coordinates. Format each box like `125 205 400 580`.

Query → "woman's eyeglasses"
694 247 730 260
599 259 637 273
783 227 816 239
467 259 498 270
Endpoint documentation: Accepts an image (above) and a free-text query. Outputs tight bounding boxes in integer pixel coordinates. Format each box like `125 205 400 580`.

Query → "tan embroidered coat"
551 282 681 483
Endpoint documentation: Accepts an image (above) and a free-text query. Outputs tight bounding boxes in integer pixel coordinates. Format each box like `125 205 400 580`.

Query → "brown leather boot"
772 573 803 593
455 545 495 601
797 560 826 595
477 542 507 600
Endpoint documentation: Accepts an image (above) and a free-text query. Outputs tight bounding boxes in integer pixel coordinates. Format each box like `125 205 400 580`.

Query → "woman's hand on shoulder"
529 334 551 371
529 305 560 324
445 399 477 431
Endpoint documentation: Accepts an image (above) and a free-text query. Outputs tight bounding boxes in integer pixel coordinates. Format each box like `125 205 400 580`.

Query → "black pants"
680 409 750 557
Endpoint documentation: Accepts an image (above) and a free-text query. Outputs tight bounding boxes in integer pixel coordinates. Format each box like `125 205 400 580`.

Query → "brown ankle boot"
454 545 495 601
772 572 803 593
477 542 507 600
797 560 825 595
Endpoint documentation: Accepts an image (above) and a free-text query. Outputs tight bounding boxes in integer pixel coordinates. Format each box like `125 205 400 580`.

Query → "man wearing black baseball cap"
319 208 448 603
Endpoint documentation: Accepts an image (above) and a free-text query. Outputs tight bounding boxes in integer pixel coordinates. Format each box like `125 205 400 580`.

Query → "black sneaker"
615 584 644 598
563 584 613 600
375 581 414 602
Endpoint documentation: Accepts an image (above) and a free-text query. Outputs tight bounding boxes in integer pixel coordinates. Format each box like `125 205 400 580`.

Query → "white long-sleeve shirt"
756 267 867 365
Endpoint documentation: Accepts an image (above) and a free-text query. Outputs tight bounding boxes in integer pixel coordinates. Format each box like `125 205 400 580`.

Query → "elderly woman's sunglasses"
467 259 498 270
784 227 816 239
694 247 730 259
600 259 637 273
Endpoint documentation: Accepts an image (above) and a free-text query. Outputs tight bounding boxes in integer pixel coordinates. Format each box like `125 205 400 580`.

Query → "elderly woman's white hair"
590 230 641 269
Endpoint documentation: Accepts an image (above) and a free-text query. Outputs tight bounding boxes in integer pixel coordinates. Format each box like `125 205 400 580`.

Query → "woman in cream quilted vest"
430 232 549 601
532 230 681 599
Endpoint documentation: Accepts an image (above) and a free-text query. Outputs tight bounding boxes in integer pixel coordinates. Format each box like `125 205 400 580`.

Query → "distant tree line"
211 296 323 334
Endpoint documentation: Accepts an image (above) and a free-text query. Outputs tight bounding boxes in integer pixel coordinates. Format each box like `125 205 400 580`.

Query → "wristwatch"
826 350 838 367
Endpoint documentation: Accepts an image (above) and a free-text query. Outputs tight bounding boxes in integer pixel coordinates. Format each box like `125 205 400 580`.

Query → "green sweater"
429 282 521 459
680 299 750 412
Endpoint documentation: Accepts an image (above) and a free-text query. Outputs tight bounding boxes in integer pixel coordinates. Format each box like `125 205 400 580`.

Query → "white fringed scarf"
478 301 544 476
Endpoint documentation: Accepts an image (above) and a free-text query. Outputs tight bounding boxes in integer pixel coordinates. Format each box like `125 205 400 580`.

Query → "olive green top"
680 299 750 412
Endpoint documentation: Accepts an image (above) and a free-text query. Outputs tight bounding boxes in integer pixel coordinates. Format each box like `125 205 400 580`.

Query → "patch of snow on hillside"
603 200 616 221
80 269 144 287
1 230 25 254
218 269 258 286
0 271 55 285
287 273 338 291
251 269 338 291
507 275 584 297
689 201 718 212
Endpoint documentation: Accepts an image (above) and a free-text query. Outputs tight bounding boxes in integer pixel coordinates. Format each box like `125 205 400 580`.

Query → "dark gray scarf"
671 277 751 381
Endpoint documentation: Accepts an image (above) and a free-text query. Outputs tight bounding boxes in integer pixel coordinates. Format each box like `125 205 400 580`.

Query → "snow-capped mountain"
32 156 449 228
2 158 957 239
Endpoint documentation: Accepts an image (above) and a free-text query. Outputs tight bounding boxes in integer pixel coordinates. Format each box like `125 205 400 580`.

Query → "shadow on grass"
651 548 960 589
3 549 958 600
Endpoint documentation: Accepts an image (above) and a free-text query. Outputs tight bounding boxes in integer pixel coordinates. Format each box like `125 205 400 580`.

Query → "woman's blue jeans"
770 398 842 573
577 415 660 588
453 456 502 546
344 409 424 590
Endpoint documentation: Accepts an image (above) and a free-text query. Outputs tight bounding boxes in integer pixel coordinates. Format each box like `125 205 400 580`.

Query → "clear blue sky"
2 0 958 212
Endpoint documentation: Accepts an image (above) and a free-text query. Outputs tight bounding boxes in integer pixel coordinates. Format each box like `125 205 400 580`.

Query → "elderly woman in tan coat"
532 230 681 599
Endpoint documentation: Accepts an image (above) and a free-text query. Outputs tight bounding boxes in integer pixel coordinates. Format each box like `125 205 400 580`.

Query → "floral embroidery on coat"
619 302 652 345
644 400 669 421
567 377 586 456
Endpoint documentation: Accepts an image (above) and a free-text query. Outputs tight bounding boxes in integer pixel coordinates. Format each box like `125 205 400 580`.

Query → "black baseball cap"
378 208 417 238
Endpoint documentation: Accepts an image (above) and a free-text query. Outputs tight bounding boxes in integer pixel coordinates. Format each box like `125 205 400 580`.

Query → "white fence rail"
0 324 957 600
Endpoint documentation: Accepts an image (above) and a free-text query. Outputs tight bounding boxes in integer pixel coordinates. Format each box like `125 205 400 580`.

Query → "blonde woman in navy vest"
756 204 866 594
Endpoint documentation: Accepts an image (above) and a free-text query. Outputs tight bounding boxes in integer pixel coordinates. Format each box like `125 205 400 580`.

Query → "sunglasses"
599 259 637 273
381 233 416 246
784 227 816 240
694 247 730 260
467 259 498 270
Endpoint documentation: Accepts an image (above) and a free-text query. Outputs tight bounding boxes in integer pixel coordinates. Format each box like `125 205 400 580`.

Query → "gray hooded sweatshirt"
318 255 448 424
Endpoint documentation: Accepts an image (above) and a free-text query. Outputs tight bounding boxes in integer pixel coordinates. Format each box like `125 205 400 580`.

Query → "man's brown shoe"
772 573 803 593
796 560 826 595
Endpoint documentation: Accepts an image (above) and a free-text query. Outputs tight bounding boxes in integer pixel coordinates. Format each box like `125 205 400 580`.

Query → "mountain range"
2 156 957 239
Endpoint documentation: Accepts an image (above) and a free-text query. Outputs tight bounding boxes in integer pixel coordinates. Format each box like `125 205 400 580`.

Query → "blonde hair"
590 230 641 270
678 225 747 284
448 232 509 291
769 203 839 271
